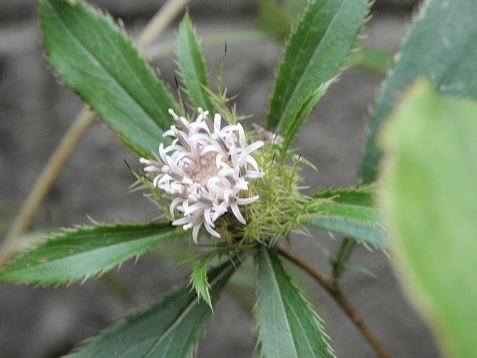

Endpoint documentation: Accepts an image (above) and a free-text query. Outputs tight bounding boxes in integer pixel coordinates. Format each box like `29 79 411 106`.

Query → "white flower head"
140 108 264 243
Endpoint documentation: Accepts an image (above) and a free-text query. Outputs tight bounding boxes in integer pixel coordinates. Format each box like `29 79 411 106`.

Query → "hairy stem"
0 0 189 266
277 245 391 358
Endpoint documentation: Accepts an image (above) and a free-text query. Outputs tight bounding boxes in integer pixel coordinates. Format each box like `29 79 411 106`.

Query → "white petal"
204 220 221 238
157 174 172 185
230 202 246 225
212 202 228 221
214 113 222 130
204 208 215 228
154 175 167 187
186 202 208 216
169 197 183 217
237 123 246 148
192 224 201 243
246 140 264 153
143 165 160 172
236 196 259 205
221 124 237 133
172 216 194 226
216 153 224 167
182 177 193 185
196 109 209 122
245 170 264 178
163 126 176 137
234 180 249 191
159 143 169 163
201 144 221 155
245 154 260 171
223 188 234 203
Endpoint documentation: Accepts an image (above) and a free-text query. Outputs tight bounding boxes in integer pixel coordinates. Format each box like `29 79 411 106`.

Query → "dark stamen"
176 131 191 151
226 174 236 185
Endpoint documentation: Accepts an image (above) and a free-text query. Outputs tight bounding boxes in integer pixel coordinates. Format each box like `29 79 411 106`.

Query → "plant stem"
0 0 189 266
136 0 189 50
332 238 357 281
144 28 271 58
0 107 95 266
277 244 391 358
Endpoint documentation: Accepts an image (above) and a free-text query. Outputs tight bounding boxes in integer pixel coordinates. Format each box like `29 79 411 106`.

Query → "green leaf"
348 47 393 75
304 188 389 249
69 259 237 357
177 14 213 114
379 79 477 358
312 187 374 206
280 80 332 152
257 248 334 358
360 0 477 184
40 0 177 155
257 0 292 41
190 254 214 308
266 0 369 135
0 222 178 284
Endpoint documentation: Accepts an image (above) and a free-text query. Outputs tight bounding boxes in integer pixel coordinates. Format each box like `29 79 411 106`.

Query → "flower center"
191 151 221 188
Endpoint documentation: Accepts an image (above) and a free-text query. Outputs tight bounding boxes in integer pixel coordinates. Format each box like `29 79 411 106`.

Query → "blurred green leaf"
0 223 178 284
256 248 334 358
40 0 177 155
349 47 393 75
305 188 388 249
360 0 477 184
284 0 307 21
257 0 292 41
69 259 237 357
266 0 369 135
379 79 477 358
177 14 214 114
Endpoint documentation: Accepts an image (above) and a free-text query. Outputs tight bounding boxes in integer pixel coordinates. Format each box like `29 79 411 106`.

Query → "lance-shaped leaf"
379 79 477 358
177 14 213 113
266 0 368 136
40 0 177 155
360 0 477 184
303 188 389 249
257 248 334 358
69 259 237 357
280 80 332 153
190 254 215 308
0 222 179 284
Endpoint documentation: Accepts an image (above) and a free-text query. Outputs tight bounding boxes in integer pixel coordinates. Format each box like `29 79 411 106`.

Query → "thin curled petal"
236 196 259 205
230 202 246 225
192 223 201 243
141 108 265 242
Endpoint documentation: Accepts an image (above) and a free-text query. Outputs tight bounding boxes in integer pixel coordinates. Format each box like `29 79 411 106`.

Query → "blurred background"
0 0 441 357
